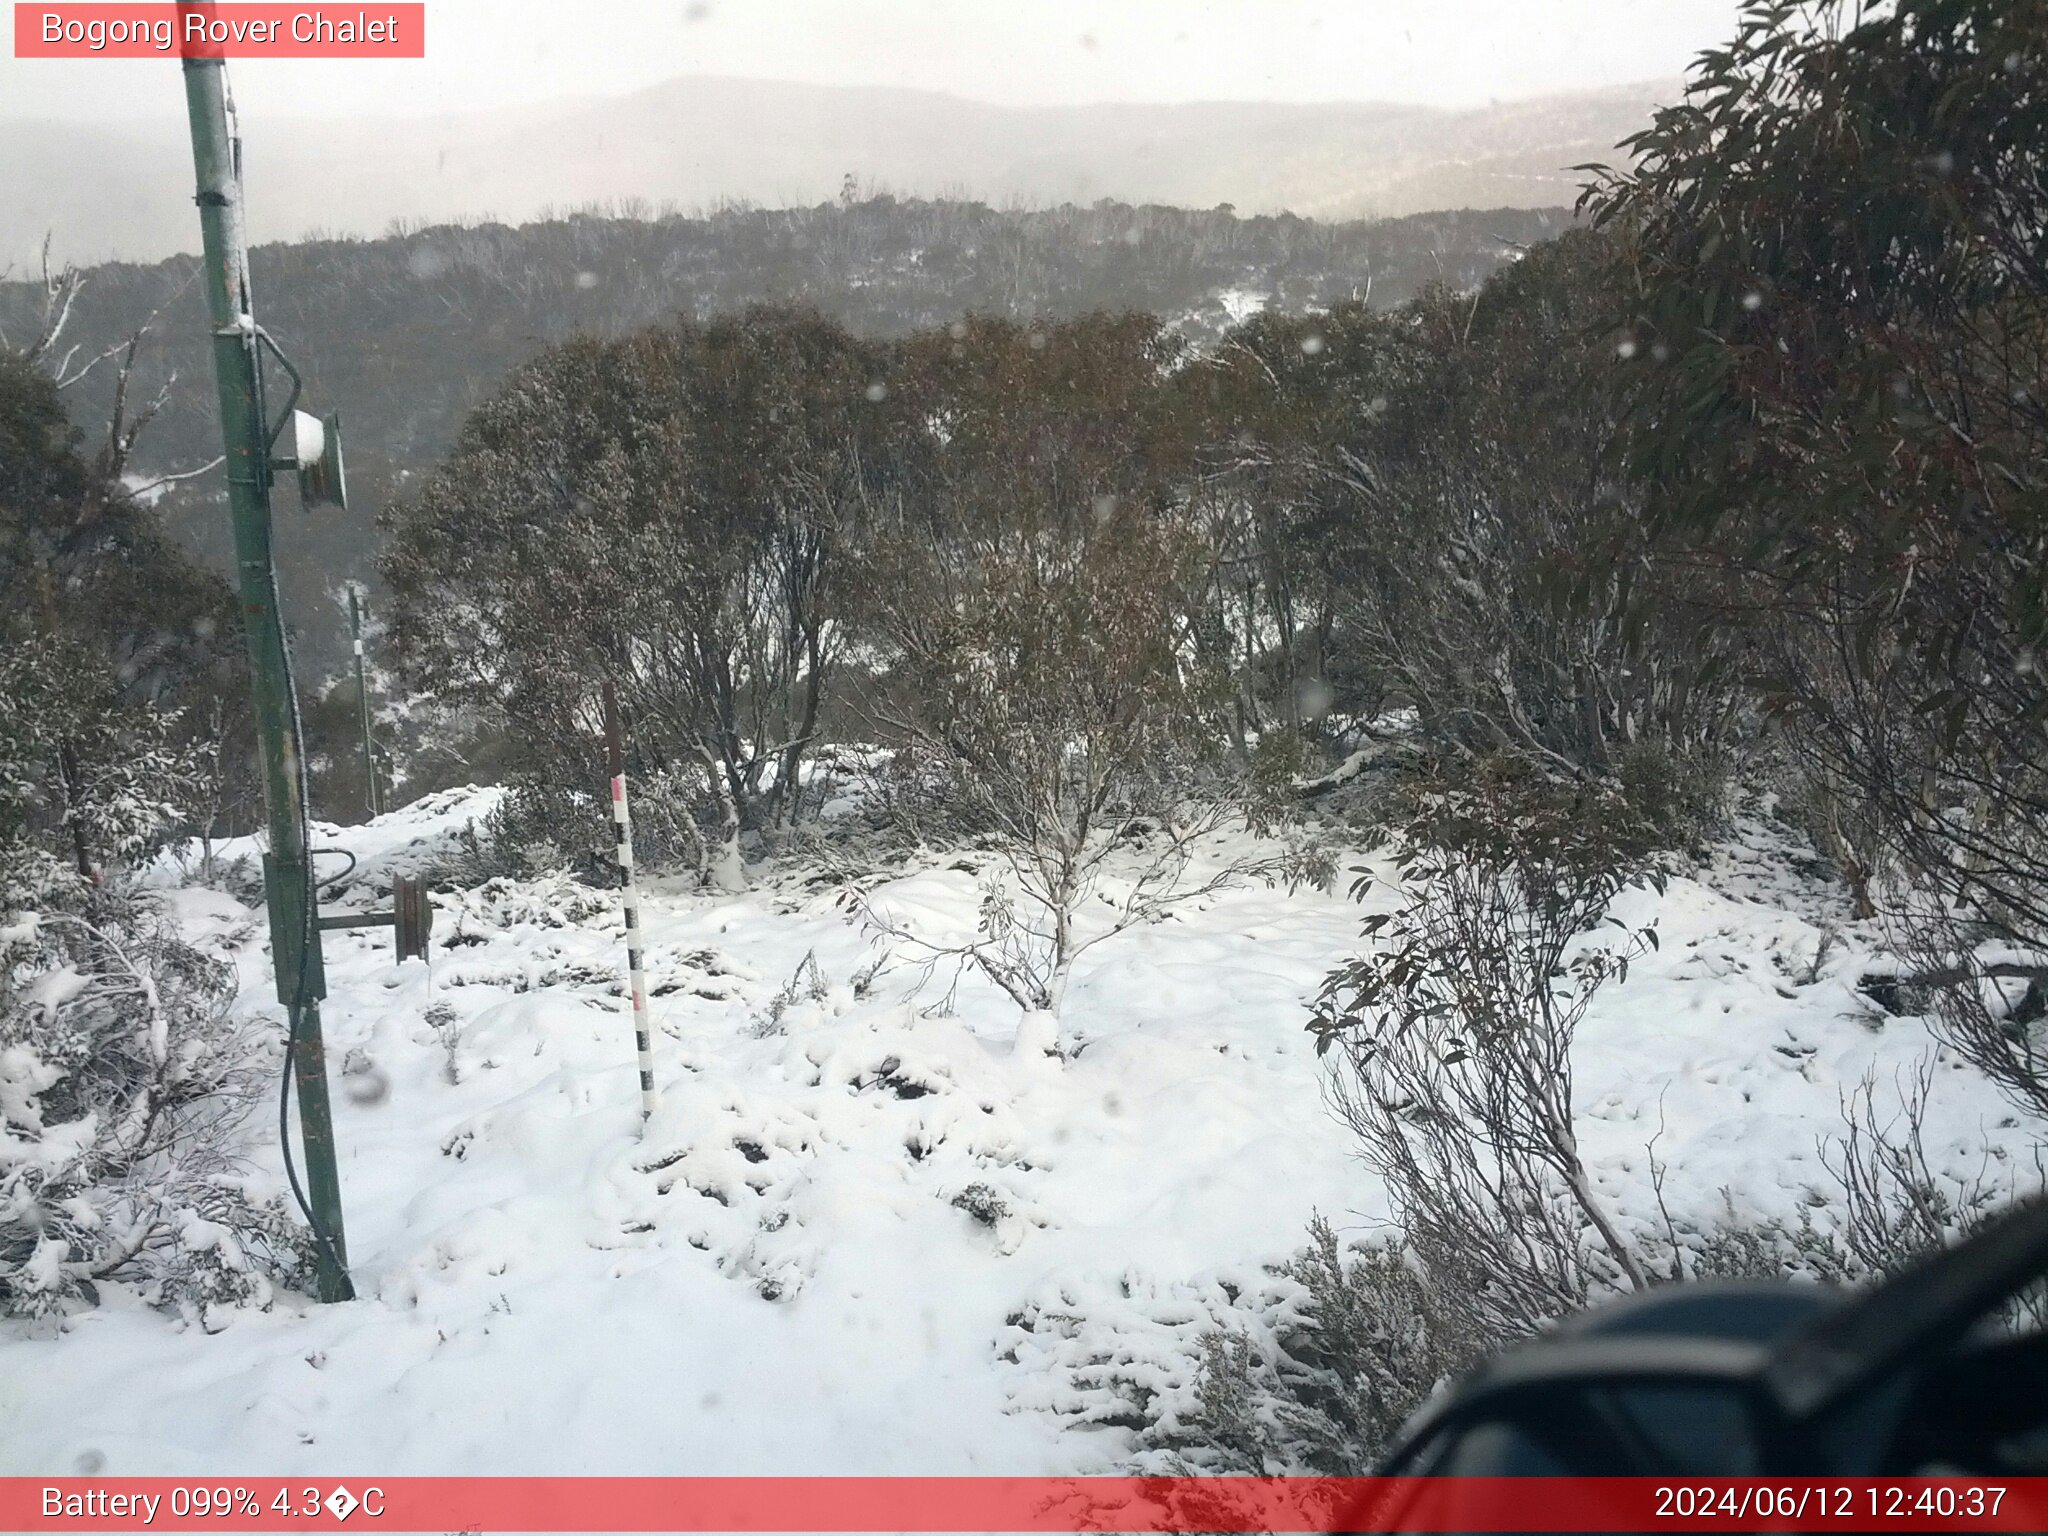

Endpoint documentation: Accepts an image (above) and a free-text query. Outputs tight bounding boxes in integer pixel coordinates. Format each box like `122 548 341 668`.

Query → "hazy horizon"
2 0 1731 268
0 0 1733 122
0 64 1683 129
1 72 1676 269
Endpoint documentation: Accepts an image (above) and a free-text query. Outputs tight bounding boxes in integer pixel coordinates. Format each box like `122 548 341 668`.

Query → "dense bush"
1311 759 1667 1334
1136 1079 2039 1474
1590 0 2048 1104
1146 1218 1498 1475
0 909 311 1327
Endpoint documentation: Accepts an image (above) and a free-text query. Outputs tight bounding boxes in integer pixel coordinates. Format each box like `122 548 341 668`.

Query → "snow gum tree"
383 305 882 887
1179 301 1426 747
1588 0 2048 1115
0 350 231 885
853 315 1292 1040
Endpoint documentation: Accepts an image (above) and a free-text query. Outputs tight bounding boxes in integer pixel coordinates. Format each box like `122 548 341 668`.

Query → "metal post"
180 33 352 1302
604 681 658 1123
349 585 379 819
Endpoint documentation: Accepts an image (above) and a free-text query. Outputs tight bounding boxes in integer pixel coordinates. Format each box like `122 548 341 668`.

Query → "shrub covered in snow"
454 770 709 888
0 565 301 1325
1145 1217 1498 1474
0 910 309 1326
1311 759 1667 1333
1132 1160 2034 1476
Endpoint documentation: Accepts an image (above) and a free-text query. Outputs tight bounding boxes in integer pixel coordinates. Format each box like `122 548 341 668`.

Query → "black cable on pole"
311 845 359 890
271 488 353 1300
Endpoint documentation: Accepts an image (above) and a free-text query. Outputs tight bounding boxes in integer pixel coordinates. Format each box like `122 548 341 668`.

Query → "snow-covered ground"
0 789 2031 1476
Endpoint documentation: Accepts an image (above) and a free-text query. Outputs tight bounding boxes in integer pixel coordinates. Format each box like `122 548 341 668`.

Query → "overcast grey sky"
3 0 1736 121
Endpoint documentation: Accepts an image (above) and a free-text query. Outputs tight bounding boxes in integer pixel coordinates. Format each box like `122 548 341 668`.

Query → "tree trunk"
1013 1008 1060 1060
697 746 747 892
58 738 94 879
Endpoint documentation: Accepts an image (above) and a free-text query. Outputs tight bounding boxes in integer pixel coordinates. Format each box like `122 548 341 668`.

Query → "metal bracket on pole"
255 327 302 453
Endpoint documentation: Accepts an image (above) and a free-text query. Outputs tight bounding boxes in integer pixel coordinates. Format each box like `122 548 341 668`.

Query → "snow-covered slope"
1 789 2029 1475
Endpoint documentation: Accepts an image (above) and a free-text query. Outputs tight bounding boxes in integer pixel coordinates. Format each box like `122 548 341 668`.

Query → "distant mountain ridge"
1 74 1673 265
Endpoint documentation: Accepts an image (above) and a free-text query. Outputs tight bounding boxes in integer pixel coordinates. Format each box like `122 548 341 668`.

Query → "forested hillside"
0 196 1559 674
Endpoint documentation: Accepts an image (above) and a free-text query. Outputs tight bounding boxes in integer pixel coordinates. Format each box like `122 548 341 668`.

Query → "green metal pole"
180 47 353 1303
349 586 380 819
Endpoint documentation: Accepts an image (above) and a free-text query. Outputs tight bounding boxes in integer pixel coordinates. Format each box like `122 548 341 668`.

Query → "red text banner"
6 1476 2048 1532
14 4 425 58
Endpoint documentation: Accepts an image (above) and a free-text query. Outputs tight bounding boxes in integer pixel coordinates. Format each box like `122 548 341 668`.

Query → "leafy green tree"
1588 0 2048 1108
0 638 200 913
0 333 300 1327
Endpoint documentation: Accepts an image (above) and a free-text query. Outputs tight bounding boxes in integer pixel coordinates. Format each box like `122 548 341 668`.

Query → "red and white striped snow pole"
603 681 658 1124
